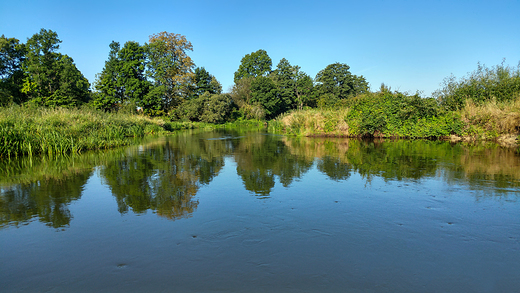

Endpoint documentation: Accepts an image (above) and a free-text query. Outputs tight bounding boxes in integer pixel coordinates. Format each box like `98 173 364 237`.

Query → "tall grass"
458 97 520 141
0 105 169 157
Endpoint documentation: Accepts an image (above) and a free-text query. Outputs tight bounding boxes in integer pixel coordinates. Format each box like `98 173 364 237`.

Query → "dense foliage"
433 61 520 111
1 29 90 107
1 28 519 147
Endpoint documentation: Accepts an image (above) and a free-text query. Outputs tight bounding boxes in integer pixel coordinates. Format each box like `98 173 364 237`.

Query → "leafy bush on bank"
433 61 520 111
273 91 464 138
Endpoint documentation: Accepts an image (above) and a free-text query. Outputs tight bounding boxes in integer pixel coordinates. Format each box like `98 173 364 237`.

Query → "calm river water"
1 130 520 292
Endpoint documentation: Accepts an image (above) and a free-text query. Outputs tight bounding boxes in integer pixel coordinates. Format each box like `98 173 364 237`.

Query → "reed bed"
0 105 168 157
458 97 520 140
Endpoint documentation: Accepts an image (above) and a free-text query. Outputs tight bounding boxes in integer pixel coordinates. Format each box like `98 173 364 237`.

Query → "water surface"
1 130 520 292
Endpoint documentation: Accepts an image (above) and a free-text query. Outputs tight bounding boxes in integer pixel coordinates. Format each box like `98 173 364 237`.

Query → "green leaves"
234 49 272 83
0 35 26 105
189 67 222 99
251 76 283 119
21 29 90 107
315 62 368 100
433 61 520 111
94 41 152 112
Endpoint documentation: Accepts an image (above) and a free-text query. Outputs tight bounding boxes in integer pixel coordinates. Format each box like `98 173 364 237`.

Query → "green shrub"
433 61 520 111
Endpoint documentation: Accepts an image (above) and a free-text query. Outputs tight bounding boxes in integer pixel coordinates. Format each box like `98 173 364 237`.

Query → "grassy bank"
271 91 520 146
0 105 269 158
0 105 170 157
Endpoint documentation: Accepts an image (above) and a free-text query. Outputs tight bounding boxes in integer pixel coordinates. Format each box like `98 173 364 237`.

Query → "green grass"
0 105 170 157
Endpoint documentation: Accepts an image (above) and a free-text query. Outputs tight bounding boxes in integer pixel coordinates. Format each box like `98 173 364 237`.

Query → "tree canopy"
234 49 272 82
314 62 369 100
0 35 26 105
20 29 90 107
147 31 195 109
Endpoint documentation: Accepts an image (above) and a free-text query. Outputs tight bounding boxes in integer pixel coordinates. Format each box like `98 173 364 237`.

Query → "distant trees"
93 32 229 117
273 58 314 110
234 49 272 82
314 62 368 107
1 29 379 123
230 49 369 120
189 67 222 99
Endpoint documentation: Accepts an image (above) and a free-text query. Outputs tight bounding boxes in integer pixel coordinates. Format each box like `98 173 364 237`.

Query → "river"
1 130 519 292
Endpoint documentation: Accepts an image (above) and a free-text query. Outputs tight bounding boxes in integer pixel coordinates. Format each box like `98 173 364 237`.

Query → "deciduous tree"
21 29 90 107
0 35 26 104
314 62 368 100
147 32 195 110
250 76 284 119
234 49 272 82
189 67 222 99
273 58 315 110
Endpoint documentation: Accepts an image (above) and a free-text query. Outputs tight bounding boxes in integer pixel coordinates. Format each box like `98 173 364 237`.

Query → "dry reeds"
460 96 520 138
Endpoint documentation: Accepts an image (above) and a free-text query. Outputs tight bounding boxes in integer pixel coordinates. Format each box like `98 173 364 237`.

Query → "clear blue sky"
2 0 519 96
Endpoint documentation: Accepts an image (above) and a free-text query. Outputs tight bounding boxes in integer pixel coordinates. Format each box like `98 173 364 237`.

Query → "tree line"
1 29 369 121
2 29 519 123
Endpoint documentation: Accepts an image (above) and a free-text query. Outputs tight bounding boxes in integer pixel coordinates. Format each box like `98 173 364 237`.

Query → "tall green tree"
273 58 315 110
189 67 222 99
94 41 153 113
21 29 90 107
314 62 368 101
0 35 26 105
147 32 195 110
234 49 272 82
118 41 151 103
250 76 284 119
93 41 123 111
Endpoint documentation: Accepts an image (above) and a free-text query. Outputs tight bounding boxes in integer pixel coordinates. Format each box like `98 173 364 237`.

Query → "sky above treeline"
2 0 519 97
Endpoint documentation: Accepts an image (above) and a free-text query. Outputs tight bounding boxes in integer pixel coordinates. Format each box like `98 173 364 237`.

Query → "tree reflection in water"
100 135 227 219
0 171 91 228
1 130 520 228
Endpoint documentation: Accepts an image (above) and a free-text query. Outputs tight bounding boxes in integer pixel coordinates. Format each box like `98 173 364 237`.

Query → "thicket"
433 61 520 111
274 90 464 138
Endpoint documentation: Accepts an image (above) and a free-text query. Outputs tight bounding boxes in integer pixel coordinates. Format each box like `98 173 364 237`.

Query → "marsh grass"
458 96 520 140
0 105 170 157
272 108 350 136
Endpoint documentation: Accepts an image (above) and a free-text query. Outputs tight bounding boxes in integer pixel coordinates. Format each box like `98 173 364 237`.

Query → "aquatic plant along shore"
0 105 168 157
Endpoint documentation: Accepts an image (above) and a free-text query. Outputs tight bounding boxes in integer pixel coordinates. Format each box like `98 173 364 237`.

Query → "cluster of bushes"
433 61 520 110
274 90 464 138
173 93 235 123
275 60 520 142
345 90 463 138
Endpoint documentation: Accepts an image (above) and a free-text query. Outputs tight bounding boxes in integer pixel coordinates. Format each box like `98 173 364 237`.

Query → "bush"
433 61 520 111
347 91 445 136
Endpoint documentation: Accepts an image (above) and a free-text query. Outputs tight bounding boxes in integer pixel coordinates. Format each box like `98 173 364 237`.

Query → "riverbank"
0 105 170 157
270 93 520 147
0 105 267 157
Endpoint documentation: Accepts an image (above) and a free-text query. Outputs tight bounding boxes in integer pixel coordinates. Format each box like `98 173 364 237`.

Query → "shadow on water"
1 130 520 228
